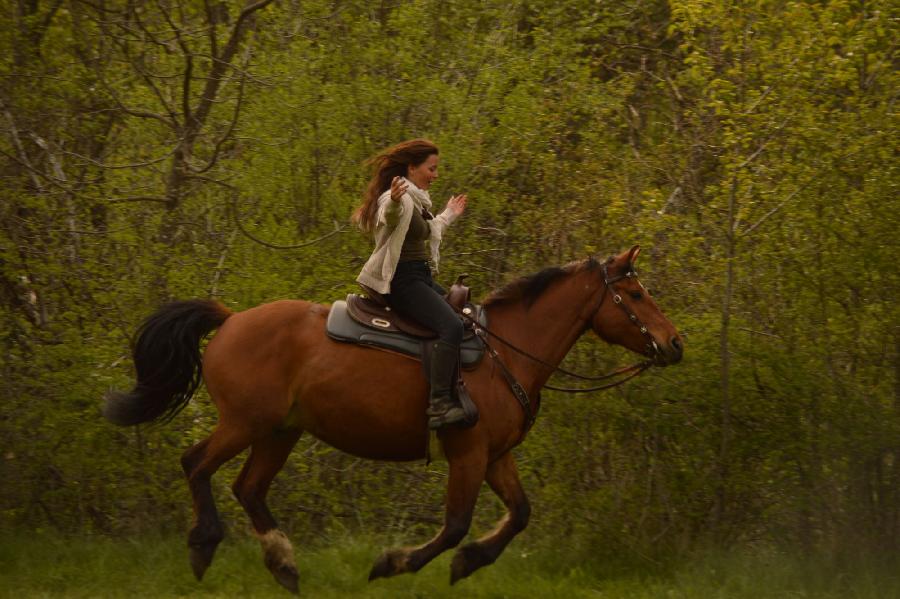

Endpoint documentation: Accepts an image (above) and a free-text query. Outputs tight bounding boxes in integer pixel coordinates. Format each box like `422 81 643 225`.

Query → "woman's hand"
446 194 468 217
390 176 408 202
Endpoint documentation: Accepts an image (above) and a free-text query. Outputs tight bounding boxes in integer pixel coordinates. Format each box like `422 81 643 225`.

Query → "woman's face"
407 153 439 190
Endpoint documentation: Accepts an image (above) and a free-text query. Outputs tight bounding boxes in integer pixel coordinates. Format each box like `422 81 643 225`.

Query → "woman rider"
353 139 468 430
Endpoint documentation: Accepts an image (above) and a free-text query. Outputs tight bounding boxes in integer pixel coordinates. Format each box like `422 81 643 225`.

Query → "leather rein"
461 261 660 430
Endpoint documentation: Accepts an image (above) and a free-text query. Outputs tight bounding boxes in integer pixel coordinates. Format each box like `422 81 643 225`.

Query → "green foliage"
1 0 897 565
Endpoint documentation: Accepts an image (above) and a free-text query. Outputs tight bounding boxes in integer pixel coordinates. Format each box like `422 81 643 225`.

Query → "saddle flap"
346 294 437 339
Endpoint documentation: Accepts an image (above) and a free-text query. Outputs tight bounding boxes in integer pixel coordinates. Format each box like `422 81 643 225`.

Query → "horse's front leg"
369 448 487 581
450 451 530 583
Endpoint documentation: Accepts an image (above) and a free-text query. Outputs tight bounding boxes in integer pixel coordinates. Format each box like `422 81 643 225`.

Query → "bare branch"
105 195 171 204
209 229 237 298
57 145 180 170
153 0 194 127
122 5 181 125
738 189 800 237
0 148 70 192
195 175 348 250
191 68 247 174
203 0 219 58
0 99 44 192
192 0 274 128
98 75 176 127
735 116 791 170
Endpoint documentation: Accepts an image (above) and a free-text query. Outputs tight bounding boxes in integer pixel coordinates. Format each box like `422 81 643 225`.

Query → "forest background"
1 0 897 591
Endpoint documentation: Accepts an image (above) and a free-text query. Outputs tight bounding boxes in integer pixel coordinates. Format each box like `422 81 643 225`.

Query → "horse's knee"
181 443 205 476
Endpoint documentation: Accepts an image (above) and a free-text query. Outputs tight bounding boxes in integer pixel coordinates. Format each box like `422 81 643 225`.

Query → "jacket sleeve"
430 205 460 239
375 191 405 228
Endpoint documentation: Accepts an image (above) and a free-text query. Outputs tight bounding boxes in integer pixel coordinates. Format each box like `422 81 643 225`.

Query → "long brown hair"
352 138 439 233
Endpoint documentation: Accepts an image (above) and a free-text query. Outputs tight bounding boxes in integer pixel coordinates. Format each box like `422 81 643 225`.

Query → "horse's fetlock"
450 542 494 584
511 499 531 532
444 521 470 548
188 522 224 548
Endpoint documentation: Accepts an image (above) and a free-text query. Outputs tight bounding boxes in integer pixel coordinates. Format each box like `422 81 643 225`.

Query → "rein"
464 315 653 391
460 260 661 428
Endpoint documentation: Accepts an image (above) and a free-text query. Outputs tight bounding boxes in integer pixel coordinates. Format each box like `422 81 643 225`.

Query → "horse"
103 245 683 593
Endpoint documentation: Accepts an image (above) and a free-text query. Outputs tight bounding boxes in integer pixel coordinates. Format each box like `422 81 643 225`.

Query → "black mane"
483 257 600 308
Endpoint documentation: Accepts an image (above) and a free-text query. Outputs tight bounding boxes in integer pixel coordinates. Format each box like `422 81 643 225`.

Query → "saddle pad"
326 300 486 369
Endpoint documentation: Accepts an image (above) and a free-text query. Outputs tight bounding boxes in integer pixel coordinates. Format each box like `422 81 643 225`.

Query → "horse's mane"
483 257 601 308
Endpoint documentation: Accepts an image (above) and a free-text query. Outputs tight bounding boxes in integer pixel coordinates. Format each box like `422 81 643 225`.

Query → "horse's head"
589 245 683 366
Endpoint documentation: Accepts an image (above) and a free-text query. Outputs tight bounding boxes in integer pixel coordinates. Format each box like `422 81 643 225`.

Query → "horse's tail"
103 299 233 427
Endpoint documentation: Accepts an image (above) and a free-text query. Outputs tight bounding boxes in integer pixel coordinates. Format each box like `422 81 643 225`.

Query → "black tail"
103 299 233 426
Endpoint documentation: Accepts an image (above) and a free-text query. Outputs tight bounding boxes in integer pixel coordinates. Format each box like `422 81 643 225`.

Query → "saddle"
348 276 471 338
325 275 486 369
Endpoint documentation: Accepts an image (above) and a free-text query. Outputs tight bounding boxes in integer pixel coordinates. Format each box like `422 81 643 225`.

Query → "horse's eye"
630 291 643 300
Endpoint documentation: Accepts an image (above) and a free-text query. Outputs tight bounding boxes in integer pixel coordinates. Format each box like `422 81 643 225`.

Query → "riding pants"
387 260 463 347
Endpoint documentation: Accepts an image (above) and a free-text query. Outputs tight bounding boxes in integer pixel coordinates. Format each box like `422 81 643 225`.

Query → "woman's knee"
437 317 464 347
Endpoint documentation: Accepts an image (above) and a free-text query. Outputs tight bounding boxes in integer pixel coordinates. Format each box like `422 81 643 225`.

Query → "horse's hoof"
271 563 299 594
259 529 298 593
450 542 493 584
189 544 218 581
368 548 408 581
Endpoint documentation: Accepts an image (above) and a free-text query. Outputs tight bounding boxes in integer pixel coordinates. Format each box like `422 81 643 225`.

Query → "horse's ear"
628 245 641 266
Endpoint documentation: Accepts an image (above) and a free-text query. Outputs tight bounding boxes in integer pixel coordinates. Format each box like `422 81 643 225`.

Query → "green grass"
0 532 897 598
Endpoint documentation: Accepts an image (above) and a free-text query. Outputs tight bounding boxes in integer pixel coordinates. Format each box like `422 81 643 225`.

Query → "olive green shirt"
356 182 459 294
399 208 431 262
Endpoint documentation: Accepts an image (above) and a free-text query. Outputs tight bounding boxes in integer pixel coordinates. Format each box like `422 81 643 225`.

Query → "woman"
353 139 468 430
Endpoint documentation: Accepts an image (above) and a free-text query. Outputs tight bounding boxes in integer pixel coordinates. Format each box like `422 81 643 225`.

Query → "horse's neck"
488 270 601 390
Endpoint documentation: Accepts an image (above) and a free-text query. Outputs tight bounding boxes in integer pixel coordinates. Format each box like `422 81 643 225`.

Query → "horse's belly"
305 425 428 461
286 344 431 461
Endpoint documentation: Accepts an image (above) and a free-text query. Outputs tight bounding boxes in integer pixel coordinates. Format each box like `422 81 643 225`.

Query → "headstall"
460 257 661 432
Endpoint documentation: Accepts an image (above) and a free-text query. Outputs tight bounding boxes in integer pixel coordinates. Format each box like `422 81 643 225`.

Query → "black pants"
387 260 463 347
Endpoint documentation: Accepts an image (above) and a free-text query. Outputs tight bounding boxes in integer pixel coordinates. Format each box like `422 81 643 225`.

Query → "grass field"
1 532 897 598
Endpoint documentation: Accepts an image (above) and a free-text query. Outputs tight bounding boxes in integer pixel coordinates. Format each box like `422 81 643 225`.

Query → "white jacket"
356 180 459 294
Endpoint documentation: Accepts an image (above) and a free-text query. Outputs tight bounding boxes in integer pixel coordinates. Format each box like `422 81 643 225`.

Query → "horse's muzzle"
652 336 683 366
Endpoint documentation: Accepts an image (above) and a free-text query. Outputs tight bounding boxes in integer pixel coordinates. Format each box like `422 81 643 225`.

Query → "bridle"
597 261 664 362
461 257 663 431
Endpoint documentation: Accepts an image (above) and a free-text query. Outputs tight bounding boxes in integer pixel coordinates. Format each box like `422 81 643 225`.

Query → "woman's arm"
433 193 467 231
376 182 412 227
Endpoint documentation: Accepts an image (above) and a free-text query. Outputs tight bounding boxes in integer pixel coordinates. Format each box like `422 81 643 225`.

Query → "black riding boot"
426 340 467 430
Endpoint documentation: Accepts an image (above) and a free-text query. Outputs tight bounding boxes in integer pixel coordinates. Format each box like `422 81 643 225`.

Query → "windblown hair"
484 257 600 309
352 138 439 233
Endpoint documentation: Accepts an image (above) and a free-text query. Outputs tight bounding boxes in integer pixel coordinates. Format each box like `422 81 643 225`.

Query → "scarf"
402 178 446 272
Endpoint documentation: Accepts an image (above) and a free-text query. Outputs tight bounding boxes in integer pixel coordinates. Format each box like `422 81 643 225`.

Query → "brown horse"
104 245 682 593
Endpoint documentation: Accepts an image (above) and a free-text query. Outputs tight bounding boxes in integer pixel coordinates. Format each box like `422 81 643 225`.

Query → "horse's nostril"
671 337 683 352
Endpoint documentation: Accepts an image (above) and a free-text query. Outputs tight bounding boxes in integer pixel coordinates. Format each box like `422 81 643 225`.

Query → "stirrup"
427 398 467 430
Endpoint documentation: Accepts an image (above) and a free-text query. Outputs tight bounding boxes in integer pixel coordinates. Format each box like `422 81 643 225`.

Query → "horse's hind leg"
369 450 487 581
232 428 302 594
180 424 254 581
450 452 530 583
